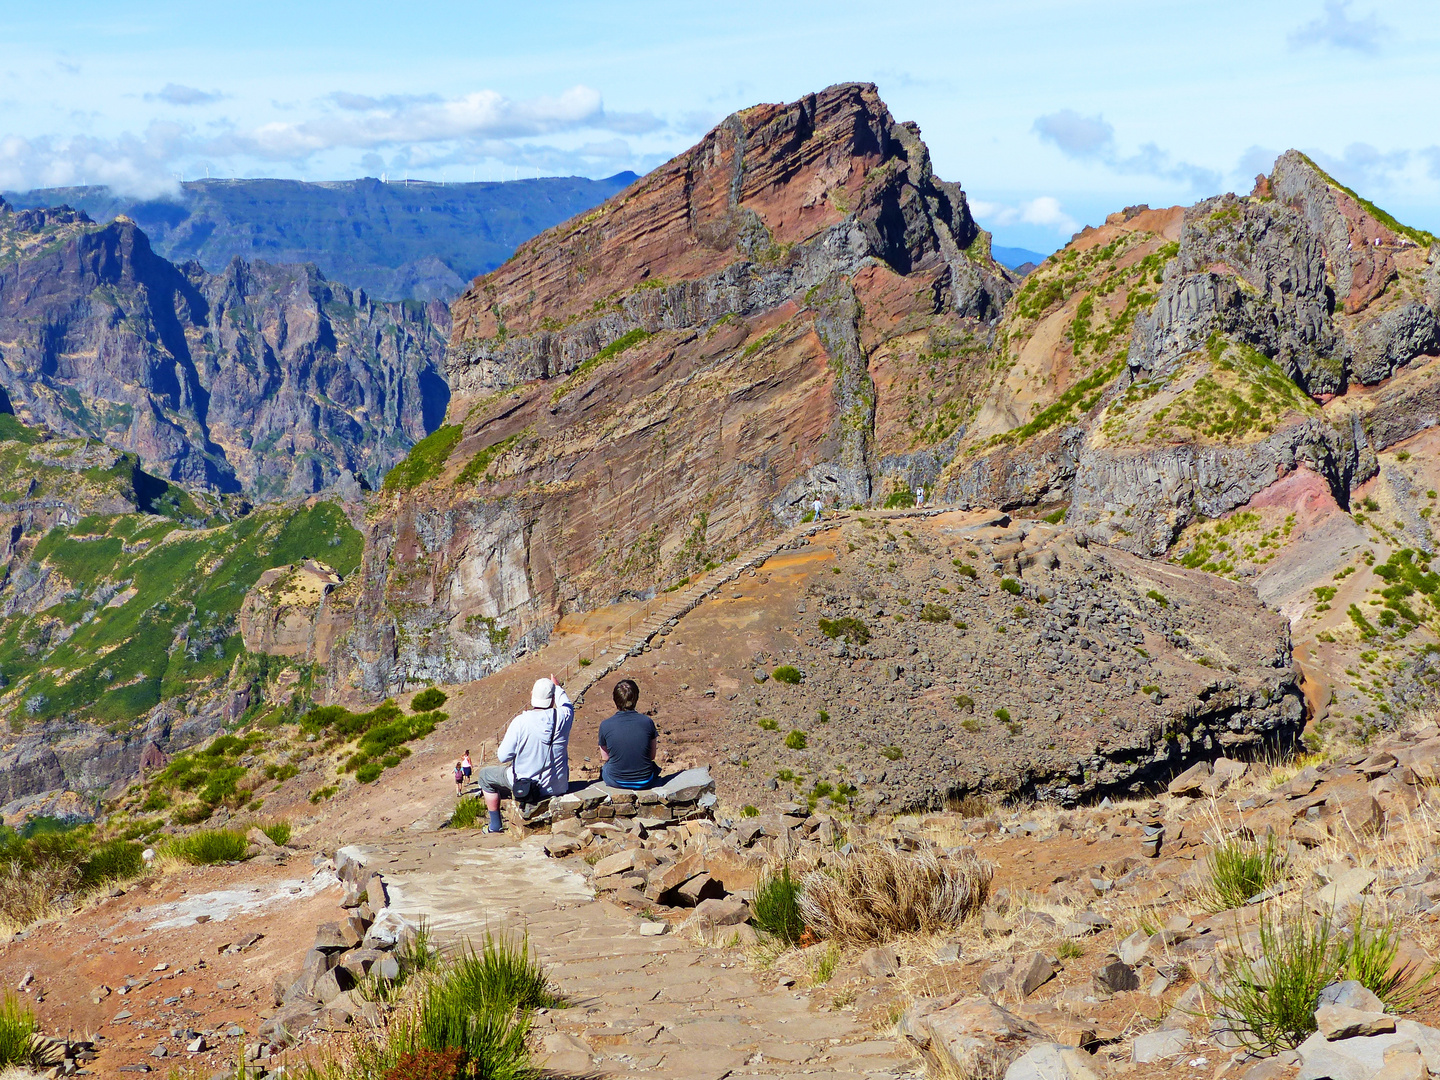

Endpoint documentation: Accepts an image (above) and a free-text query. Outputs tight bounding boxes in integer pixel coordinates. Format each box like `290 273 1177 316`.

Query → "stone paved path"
355 831 919 1079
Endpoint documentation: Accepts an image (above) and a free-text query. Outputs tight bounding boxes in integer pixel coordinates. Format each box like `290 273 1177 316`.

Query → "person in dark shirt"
598 678 660 789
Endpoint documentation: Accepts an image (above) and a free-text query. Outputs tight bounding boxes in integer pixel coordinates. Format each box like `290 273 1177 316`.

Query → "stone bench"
504 766 717 830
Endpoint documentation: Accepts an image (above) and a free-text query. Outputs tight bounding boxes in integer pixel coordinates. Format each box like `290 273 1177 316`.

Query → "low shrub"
955 564 977 579
0 992 36 1067
883 489 916 509
752 865 805 945
772 665 802 685
799 843 992 945
411 689 448 713
1205 835 1285 910
259 821 292 847
817 617 870 645
881 746 903 761
994 708 1011 723
919 603 951 623
999 578 1022 596
741 805 759 818
310 785 338 804
757 717 779 732
381 1048 466 1080
784 730 808 750
163 829 248 865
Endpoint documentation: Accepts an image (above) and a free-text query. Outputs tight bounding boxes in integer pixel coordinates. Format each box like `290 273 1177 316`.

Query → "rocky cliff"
0 199 450 497
318 83 1016 695
930 154 1438 556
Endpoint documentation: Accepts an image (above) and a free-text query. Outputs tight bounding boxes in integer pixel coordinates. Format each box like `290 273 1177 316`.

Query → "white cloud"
217 86 657 161
0 85 665 196
0 125 185 197
970 195 1079 236
1425 147 1440 182
1306 142 1410 190
1033 109 1219 192
1033 110 1113 159
147 83 223 106
1289 1 1386 53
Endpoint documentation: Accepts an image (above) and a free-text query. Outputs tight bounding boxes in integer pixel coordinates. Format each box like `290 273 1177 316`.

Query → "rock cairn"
253 850 416 1065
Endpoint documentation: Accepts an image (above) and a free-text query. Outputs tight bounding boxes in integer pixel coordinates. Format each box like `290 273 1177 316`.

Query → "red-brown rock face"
333 83 1015 695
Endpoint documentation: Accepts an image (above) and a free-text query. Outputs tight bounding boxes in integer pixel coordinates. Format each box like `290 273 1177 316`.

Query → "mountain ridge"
3 173 639 302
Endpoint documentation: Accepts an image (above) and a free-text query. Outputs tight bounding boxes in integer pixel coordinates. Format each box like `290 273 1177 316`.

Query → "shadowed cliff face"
0 200 450 496
321 83 1015 695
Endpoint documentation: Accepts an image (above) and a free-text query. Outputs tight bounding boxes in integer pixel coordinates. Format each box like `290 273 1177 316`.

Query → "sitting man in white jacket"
475 676 574 833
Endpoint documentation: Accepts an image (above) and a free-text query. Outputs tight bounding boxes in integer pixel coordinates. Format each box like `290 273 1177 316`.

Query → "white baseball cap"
531 678 555 708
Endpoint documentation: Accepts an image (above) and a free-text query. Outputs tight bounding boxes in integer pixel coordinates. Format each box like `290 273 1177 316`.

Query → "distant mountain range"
3 174 638 301
991 245 1048 271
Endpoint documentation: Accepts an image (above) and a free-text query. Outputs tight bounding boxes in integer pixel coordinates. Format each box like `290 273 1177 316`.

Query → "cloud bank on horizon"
0 0 1434 253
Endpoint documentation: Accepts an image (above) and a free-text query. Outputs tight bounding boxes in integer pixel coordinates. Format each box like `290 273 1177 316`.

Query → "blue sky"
1 0 1435 253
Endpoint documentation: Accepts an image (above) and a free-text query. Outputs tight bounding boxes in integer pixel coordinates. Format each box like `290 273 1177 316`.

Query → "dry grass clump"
0 861 77 932
799 843 992 945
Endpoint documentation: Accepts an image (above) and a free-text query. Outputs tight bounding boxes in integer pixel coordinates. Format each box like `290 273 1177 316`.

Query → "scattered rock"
1317 1003 1397 1040
860 946 901 978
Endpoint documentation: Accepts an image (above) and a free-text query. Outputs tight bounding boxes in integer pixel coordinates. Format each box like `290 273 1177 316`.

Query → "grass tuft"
1209 909 1343 1052
162 829 248 865
0 993 36 1067
1204 834 1285 910
259 821 292 847
751 865 805 946
449 799 484 830
798 843 992 945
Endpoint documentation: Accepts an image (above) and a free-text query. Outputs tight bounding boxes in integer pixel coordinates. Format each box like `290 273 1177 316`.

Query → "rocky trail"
354 830 916 1080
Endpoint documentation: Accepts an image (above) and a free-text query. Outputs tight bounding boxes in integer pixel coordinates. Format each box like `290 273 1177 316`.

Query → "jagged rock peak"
447 82 1011 396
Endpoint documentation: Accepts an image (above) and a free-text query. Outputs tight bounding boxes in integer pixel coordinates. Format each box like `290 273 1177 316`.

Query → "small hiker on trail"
599 678 661 790
812 497 823 521
916 485 925 506
461 750 473 785
476 676 574 833
453 760 465 796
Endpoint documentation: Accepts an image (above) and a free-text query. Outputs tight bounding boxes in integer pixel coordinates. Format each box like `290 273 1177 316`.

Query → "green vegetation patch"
1176 511 1296 578
455 428 528 486
1 499 360 731
772 665 803 685
551 328 652 402
999 359 1122 444
383 424 463 491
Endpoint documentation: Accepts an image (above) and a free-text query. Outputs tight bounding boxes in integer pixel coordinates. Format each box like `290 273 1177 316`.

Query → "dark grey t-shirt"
598 710 659 787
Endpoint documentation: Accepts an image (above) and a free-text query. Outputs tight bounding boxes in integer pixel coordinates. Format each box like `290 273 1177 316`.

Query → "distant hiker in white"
916 486 925 506
812 498 823 521
475 676 574 833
